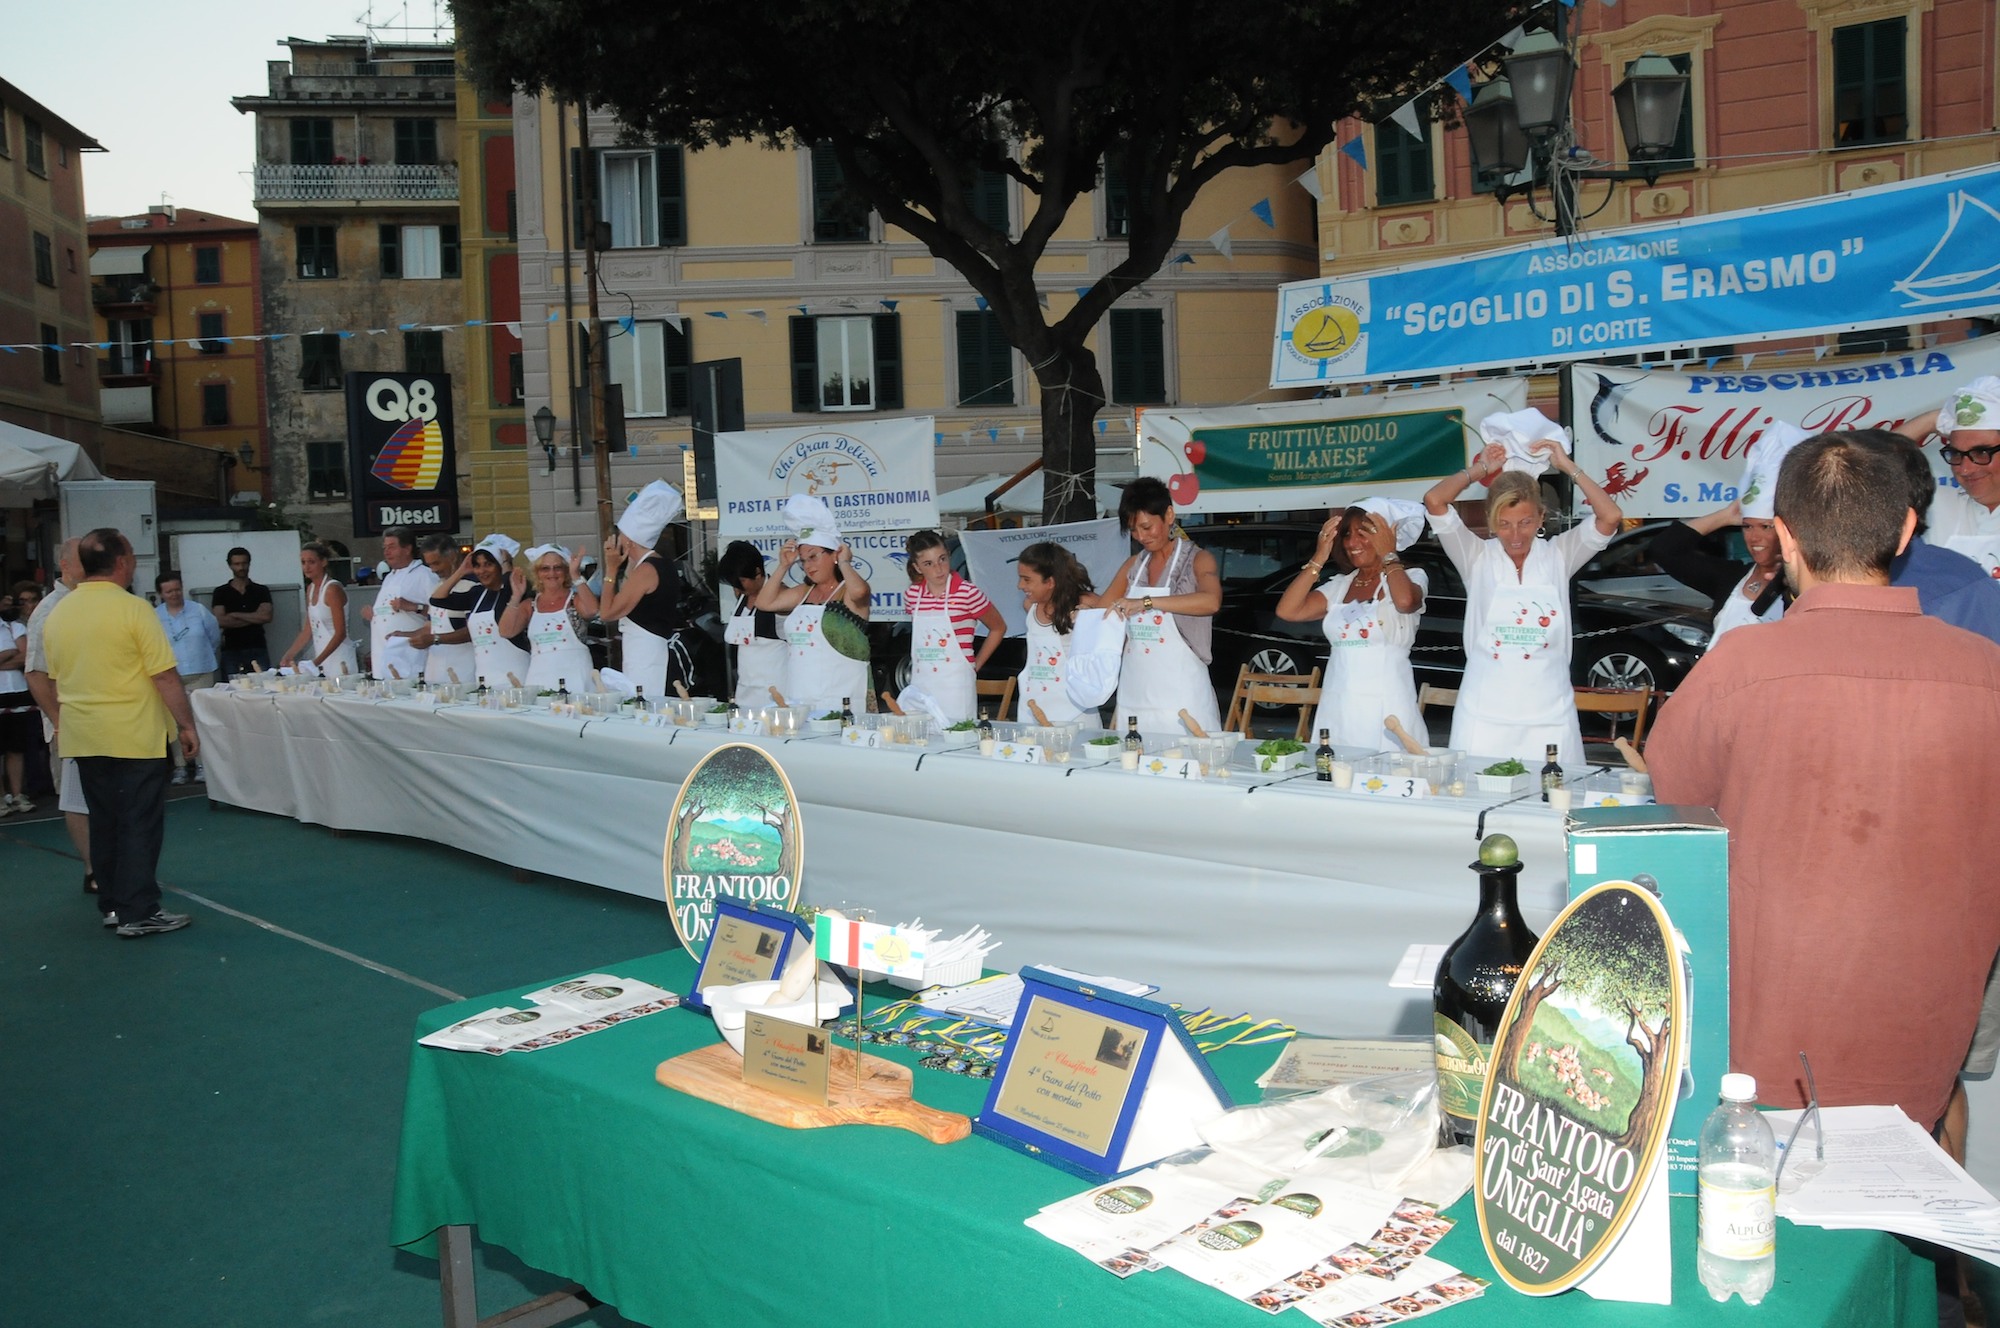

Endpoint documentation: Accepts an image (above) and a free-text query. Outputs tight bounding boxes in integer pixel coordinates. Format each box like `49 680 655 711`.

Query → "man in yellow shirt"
42 528 202 938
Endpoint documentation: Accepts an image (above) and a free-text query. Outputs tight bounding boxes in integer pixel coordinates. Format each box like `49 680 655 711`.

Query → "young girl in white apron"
1014 541 1095 724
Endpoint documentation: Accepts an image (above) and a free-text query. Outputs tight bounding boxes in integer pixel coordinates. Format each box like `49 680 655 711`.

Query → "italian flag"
814 915 926 979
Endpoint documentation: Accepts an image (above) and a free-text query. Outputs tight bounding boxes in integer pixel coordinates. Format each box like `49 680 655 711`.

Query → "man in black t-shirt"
211 546 273 678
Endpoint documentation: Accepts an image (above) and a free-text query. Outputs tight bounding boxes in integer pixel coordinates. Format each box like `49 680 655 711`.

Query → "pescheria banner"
1567 337 1999 518
1271 162 2000 389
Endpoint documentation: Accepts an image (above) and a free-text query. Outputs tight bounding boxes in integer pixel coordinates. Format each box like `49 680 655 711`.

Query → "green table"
391 952 1934 1328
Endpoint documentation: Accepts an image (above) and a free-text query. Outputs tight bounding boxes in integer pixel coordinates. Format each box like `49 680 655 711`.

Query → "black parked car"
1195 522 1713 702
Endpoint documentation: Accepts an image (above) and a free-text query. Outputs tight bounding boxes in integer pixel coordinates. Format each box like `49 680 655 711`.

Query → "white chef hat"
782 494 843 550
1736 421 1812 520
523 544 568 567
617 480 684 548
1477 407 1570 478
1351 496 1428 551
473 532 520 563
1063 608 1124 709
1937 376 2000 436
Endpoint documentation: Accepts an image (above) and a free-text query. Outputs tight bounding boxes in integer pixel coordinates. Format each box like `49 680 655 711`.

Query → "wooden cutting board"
656 1042 972 1144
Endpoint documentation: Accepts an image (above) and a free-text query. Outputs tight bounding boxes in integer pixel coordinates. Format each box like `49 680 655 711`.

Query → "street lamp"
533 405 557 473
1464 14 1689 235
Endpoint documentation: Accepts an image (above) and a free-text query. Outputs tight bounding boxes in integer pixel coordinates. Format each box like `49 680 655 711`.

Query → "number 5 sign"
345 371 459 535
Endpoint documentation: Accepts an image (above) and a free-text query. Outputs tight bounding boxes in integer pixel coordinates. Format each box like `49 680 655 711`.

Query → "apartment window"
404 329 446 376
506 351 525 407
40 324 61 384
197 312 227 354
956 310 1015 407
1101 151 1131 239
300 332 343 391
606 318 691 417
306 441 348 498
290 118 335 166
103 319 152 376
963 167 1010 234
65 246 76 273
394 118 439 166
32 232 54 286
25 117 45 175
570 146 685 248
1833 18 1908 146
380 223 456 278
0 102 10 159
296 225 337 279
194 246 222 284
1108 308 1167 405
1374 102 1435 206
505 189 518 242
412 59 455 77
789 313 902 412
810 143 871 243
201 384 230 426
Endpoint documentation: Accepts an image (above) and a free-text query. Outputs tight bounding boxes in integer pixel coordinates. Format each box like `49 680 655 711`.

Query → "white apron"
1710 569 1784 642
468 587 530 689
783 592 870 716
619 619 675 699
1452 581 1585 768
524 594 594 691
1018 606 1083 723
1943 533 2000 580
897 605 976 724
424 599 478 686
725 603 788 709
1116 542 1222 739
369 583 429 681
1309 572 1423 751
307 579 358 678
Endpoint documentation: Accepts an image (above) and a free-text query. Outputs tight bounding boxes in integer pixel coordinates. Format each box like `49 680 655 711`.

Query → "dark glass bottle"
1540 743 1563 801
1315 728 1335 781
1122 715 1143 758
841 696 855 727
977 709 994 742
557 678 570 705
474 676 490 705
1433 839 1541 1145
728 697 741 723
632 685 648 714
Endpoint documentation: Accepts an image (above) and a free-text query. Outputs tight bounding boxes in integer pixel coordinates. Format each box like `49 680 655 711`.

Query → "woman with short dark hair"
1088 476 1223 737
717 540 787 708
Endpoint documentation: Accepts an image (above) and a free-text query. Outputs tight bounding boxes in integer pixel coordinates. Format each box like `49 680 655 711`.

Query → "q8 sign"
344 371 459 534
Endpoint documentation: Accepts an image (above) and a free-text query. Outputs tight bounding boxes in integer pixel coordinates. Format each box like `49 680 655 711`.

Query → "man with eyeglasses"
1899 376 2000 578
1650 432 2000 1147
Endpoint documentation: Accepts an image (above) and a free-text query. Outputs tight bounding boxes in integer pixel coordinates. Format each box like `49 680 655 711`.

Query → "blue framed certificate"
682 901 811 1014
974 967 1232 1179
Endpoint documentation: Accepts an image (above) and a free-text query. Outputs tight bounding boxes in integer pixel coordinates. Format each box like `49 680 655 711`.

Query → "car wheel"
890 654 912 693
1245 645 1308 710
1575 640 1664 691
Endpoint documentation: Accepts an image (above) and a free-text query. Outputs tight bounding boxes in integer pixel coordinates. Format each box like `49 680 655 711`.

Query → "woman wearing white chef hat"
1275 497 1429 749
751 494 873 714
1653 422 1804 642
498 543 598 691
431 533 530 687
598 480 692 700
1423 408 1623 768
1896 377 2000 576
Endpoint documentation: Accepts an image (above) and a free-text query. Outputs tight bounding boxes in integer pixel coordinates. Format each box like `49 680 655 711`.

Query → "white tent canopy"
935 470 1126 518
0 420 102 507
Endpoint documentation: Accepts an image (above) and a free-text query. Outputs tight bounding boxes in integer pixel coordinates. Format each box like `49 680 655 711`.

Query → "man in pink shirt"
1650 431 2000 1134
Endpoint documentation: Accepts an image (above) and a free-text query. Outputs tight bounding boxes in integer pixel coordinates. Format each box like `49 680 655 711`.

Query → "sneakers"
0 794 31 816
101 911 119 929
170 768 191 786
115 910 191 938
192 763 206 783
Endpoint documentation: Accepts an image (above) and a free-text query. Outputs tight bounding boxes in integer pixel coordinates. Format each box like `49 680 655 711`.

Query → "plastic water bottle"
1698 1072 1777 1304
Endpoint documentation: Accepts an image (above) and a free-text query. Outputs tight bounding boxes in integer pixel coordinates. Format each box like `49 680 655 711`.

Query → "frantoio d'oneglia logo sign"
1474 881 1685 1294
662 743 803 955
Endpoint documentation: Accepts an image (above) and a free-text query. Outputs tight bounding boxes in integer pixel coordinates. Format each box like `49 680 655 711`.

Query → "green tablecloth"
391 951 1933 1328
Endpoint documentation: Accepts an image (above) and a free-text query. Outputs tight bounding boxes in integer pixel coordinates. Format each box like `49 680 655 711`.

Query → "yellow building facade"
454 70 530 539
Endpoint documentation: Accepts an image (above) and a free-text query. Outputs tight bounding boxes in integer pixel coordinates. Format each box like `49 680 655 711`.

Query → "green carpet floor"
1 798 677 1327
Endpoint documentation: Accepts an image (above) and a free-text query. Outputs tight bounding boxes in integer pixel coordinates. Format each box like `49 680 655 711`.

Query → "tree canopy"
459 0 1526 519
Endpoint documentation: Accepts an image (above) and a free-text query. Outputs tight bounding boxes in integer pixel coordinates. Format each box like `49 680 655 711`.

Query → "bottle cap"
1720 1072 1757 1102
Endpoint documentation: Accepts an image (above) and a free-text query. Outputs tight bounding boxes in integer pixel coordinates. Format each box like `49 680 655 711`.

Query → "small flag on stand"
814 914 928 980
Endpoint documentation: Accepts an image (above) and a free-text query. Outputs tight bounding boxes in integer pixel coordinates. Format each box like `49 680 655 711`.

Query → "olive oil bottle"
1434 834 1541 1145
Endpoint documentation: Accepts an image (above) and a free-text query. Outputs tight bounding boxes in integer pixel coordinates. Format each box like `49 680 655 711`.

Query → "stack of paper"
419 974 678 1055
913 967 1159 1028
1769 1103 2000 1266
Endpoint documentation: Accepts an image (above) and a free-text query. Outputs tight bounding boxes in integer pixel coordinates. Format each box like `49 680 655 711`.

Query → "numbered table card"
841 726 882 749
1132 756 1203 781
991 742 1046 765
1350 772 1429 800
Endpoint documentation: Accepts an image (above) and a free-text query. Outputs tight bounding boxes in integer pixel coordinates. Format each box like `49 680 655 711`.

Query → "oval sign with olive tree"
662 743 803 956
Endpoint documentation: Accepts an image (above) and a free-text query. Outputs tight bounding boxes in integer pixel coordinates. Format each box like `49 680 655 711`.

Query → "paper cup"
1548 786 1574 813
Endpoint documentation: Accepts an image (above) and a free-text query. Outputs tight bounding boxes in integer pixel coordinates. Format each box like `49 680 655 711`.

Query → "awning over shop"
88 246 149 277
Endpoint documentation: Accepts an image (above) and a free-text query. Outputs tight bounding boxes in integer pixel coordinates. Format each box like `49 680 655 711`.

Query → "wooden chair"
1416 684 1458 717
1573 686 1652 751
1242 680 1324 741
975 676 1017 721
1225 663 1323 736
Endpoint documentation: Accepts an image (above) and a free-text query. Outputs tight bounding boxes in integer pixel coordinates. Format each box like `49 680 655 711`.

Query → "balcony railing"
254 162 459 202
92 278 158 308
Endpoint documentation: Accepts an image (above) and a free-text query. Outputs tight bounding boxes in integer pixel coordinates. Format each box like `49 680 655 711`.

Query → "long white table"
191 688 1571 1038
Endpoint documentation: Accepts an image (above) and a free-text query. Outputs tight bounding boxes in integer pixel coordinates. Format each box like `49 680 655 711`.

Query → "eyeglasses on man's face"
1941 443 2000 467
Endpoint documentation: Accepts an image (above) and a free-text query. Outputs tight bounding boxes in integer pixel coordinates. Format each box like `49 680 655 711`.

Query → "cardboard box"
1566 804 1729 1196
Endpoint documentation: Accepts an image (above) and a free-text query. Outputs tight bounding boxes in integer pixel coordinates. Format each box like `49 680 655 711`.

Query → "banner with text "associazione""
1569 335 2000 518
1137 379 1527 515
1270 162 2000 389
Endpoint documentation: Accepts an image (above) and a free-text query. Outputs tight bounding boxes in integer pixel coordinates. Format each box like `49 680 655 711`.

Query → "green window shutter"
656 146 686 246
963 167 1009 233
956 309 1014 406
441 224 460 277
1109 308 1166 404
665 318 691 414
1102 151 1131 238
812 143 868 242
790 316 820 412
1374 114 1433 206
379 224 400 277
872 313 903 410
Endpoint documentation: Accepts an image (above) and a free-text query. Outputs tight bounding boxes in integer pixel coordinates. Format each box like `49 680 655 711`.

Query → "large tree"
458 0 1522 521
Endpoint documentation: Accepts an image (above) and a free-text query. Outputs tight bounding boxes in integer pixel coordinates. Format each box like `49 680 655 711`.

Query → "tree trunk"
1034 345 1106 526
1499 964 1562 1080
1617 1011 1670 1151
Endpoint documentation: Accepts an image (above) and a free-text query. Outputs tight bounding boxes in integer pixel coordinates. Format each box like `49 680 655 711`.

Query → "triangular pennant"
1208 225 1234 260
1814 344 1832 361
1170 252 1196 265
1389 99 1423 140
1338 137 1368 169
465 318 485 327
1249 198 1275 229
705 310 729 319
1294 168 1325 201
988 428 999 442
619 316 636 335
547 310 561 322
1075 286 1092 298
975 296 989 311
879 299 898 311
746 310 768 324
1741 353 1756 370
503 322 521 338
1445 66 1475 106
1499 24 1526 48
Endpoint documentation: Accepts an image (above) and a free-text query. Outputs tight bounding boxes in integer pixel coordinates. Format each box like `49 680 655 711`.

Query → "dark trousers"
74 756 170 922
218 647 267 679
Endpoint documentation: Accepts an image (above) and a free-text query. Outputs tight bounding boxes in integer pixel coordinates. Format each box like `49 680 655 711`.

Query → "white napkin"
597 668 637 696
897 683 952 729
1353 496 1428 551
1478 407 1570 477
1063 608 1123 709
1737 421 1811 519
